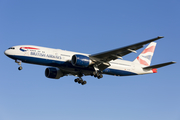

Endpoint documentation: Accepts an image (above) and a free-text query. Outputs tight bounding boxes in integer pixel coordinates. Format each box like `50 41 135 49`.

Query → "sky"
0 0 180 120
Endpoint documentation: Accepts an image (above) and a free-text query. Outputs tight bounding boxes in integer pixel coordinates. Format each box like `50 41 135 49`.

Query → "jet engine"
45 67 64 79
71 54 93 67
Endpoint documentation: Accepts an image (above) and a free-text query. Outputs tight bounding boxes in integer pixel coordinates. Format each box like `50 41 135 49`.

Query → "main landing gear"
74 78 87 85
92 72 103 79
15 60 22 70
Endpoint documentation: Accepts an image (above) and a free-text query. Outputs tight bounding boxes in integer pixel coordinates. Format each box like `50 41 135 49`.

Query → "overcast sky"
0 0 179 120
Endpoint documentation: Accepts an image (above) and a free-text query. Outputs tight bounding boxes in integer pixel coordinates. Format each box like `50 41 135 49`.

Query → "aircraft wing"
89 36 164 71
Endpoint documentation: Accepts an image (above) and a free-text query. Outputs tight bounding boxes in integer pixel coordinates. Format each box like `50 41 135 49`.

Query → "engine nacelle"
71 54 93 67
45 67 64 79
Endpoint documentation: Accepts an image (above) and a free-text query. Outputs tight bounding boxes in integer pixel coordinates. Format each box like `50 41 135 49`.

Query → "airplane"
4 36 175 85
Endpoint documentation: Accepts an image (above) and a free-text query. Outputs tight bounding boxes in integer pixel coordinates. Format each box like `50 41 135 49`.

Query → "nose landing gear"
15 60 22 70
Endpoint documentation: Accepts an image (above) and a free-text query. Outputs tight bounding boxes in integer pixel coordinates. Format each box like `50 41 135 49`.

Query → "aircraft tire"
81 81 87 85
99 74 103 78
74 79 78 82
78 80 83 84
18 66 22 70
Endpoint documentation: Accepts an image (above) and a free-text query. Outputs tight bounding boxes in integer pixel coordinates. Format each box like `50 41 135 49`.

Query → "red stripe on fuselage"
20 47 39 50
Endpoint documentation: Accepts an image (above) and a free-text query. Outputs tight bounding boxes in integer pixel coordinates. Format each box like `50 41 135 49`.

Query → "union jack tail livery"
133 42 156 66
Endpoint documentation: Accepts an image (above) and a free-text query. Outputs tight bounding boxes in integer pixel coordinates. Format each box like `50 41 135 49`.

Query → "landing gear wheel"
18 66 22 70
81 81 87 85
74 79 79 82
93 72 97 77
98 74 103 79
78 80 83 84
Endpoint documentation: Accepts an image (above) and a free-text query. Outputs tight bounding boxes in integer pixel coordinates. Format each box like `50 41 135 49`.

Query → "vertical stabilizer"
133 42 156 66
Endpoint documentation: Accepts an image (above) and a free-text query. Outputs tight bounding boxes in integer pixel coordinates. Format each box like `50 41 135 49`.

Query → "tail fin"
133 42 156 66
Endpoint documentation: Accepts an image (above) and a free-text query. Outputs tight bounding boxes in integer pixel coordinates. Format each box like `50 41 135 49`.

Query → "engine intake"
71 54 93 67
45 67 64 79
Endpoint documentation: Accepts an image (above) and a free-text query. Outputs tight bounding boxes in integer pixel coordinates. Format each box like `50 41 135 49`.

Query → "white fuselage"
5 45 154 77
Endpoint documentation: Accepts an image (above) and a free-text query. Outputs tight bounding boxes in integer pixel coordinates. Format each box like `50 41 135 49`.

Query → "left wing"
89 36 164 71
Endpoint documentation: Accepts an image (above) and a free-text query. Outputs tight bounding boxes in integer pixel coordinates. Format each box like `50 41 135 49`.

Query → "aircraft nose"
4 49 10 56
4 50 8 55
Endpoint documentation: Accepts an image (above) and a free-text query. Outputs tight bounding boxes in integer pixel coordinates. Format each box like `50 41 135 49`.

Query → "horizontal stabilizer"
143 61 176 70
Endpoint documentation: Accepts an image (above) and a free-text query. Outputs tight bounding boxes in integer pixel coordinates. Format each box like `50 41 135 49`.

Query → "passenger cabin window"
8 47 15 49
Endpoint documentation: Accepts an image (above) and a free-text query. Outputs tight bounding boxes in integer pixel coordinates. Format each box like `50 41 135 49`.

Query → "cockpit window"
8 47 15 49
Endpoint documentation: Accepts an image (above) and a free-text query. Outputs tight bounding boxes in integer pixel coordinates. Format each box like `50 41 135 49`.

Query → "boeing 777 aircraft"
4 36 175 85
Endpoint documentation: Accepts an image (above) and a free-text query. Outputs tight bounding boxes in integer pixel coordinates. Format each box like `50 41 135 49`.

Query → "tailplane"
143 61 176 70
133 42 156 66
